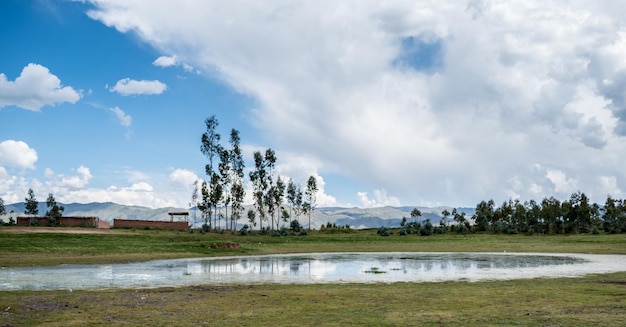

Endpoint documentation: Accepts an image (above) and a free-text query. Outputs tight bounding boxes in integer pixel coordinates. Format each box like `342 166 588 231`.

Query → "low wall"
16 216 99 227
113 219 189 231
97 220 110 229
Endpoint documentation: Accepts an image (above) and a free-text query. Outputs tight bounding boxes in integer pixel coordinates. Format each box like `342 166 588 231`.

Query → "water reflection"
1 252 625 291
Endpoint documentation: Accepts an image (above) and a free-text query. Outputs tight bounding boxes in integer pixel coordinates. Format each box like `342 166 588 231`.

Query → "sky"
2 0 626 210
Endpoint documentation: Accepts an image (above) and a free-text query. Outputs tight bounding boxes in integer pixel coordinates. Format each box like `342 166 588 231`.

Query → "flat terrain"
1 227 625 326
1 227 130 234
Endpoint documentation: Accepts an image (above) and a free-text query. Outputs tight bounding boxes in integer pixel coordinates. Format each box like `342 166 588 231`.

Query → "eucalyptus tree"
565 191 593 233
249 151 268 230
45 193 64 227
441 209 450 229
200 115 222 230
199 181 211 230
209 172 223 229
473 199 494 232
263 149 277 229
410 208 421 223
287 180 304 223
229 129 245 231
525 199 541 235
25 188 39 226
304 175 318 230
287 179 297 221
218 148 232 229
540 196 561 234
602 196 626 233
273 176 286 229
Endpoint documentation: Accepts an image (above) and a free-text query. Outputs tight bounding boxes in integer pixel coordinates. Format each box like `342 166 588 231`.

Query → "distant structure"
113 219 188 231
112 209 190 231
168 211 189 223
16 216 109 228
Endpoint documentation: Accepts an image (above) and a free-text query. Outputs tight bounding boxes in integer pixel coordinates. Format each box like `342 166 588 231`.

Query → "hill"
1 202 474 230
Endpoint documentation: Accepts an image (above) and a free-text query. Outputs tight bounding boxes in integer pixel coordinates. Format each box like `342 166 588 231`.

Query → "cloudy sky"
1 0 626 209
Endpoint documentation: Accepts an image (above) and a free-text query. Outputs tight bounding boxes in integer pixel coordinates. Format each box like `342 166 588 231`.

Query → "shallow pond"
2 252 626 291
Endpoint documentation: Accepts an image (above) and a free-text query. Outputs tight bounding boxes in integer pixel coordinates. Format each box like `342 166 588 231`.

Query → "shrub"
377 226 390 237
239 224 251 236
421 219 434 236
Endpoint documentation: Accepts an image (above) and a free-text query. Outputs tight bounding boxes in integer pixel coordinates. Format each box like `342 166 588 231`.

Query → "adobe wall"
16 216 98 227
113 219 189 231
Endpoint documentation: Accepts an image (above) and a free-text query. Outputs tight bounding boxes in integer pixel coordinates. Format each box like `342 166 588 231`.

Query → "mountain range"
1 202 474 230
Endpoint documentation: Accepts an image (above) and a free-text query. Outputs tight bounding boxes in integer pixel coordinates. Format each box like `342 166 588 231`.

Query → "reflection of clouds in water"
1 253 625 290
309 260 337 279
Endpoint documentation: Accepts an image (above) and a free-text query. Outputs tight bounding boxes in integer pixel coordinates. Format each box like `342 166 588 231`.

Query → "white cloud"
60 166 92 189
109 78 167 96
86 1 626 206
357 189 401 208
109 106 132 127
0 140 38 170
0 63 81 111
153 55 178 67
169 168 199 186
546 169 578 195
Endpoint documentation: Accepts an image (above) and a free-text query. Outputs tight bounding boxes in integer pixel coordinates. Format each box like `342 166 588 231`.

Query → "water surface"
2 252 625 291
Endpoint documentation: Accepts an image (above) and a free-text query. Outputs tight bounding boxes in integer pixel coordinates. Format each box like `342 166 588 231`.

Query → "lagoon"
2 252 626 291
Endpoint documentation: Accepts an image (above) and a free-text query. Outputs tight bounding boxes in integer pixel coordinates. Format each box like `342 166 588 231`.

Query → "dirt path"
0 227 129 234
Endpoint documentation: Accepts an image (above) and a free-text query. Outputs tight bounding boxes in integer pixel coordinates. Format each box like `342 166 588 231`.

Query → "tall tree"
249 151 267 230
540 196 561 234
25 188 38 215
229 129 245 231
200 115 222 230
602 196 624 233
209 172 223 229
441 209 450 228
45 193 64 227
273 176 286 229
25 188 39 226
473 199 494 232
218 148 232 229
410 208 421 223
287 179 297 221
304 175 318 230
199 181 211 230
264 149 277 230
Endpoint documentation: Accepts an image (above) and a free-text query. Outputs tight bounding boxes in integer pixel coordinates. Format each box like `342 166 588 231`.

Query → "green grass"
1 273 625 326
1 228 625 267
1 227 626 326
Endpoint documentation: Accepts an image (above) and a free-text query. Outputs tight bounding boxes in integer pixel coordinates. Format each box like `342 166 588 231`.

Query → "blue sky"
2 1 626 209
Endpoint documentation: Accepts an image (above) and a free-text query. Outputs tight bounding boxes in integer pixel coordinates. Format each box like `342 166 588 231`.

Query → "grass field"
1 227 625 326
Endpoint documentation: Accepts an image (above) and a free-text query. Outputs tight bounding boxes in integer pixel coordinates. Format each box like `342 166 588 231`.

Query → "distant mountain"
1 202 475 230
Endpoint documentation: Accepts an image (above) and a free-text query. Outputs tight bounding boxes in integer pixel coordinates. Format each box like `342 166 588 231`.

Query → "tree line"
195 115 318 233
380 192 626 237
470 192 626 235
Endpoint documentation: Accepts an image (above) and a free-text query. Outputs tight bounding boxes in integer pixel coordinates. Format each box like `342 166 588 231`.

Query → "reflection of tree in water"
290 261 302 275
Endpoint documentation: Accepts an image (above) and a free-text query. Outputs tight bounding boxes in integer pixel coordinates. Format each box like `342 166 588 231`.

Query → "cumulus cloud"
0 140 38 170
86 1 626 206
109 106 132 127
169 168 199 186
153 55 178 67
357 189 401 208
0 63 81 111
109 78 167 96
153 55 196 73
